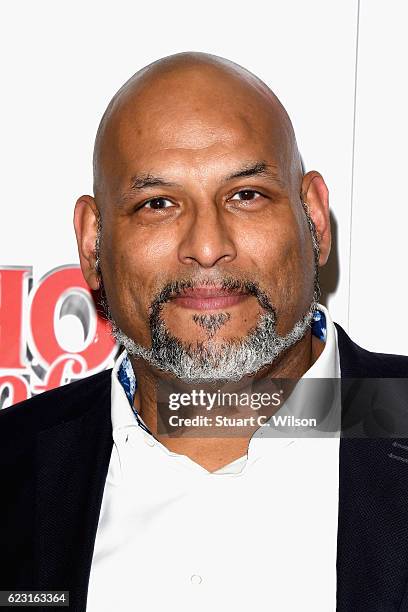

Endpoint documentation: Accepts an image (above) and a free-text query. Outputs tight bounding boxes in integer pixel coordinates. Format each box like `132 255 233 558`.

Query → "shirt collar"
305 303 340 379
111 350 144 434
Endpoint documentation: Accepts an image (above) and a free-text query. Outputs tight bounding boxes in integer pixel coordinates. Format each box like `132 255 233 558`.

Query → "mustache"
95 272 277 331
150 276 276 315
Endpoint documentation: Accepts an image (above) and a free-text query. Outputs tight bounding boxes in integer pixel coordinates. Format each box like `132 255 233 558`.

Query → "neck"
129 330 325 472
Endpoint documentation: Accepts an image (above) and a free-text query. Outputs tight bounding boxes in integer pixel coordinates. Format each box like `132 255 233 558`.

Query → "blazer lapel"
35 385 113 612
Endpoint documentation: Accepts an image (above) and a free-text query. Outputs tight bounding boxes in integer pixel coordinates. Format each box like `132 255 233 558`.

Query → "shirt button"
144 436 156 447
190 575 202 585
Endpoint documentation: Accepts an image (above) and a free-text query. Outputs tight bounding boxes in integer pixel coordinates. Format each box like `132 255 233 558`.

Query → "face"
75 66 330 382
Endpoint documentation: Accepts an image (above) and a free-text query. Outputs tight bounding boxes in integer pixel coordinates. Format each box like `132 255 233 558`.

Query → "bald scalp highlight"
92 51 303 201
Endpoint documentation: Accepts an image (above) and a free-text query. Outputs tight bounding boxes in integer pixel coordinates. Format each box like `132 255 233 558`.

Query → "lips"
170 286 250 311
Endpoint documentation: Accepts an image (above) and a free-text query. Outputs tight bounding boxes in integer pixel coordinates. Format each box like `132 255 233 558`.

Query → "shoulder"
335 322 408 377
0 368 112 439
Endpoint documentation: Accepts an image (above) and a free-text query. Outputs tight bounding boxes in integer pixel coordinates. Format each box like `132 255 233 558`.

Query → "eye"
141 197 175 210
229 189 263 202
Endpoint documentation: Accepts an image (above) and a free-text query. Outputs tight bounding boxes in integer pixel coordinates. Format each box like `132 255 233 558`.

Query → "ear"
73 195 100 290
301 171 331 266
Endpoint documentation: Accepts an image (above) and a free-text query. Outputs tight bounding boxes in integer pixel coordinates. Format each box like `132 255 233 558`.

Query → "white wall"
1 0 405 400
349 0 408 354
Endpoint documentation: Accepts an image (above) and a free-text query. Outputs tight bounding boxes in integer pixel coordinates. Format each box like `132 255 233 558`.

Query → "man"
1 52 408 612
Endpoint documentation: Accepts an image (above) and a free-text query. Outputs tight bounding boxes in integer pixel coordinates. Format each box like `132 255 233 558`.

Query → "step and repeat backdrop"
1 0 407 408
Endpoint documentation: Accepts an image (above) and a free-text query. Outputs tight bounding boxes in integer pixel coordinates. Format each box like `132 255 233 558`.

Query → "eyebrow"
124 160 284 198
129 174 182 191
225 161 284 184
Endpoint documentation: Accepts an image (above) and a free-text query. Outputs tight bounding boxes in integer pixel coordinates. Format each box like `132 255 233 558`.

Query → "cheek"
238 213 314 321
100 217 185 342
240 213 301 275
99 227 159 332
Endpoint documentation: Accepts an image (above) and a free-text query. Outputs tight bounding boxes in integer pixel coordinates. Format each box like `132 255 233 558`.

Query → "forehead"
98 74 292 195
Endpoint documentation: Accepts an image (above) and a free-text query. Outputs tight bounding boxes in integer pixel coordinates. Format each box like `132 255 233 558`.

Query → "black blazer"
1 323 408 612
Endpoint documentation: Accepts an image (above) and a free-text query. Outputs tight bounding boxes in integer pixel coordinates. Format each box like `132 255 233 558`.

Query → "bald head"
92 52 302 203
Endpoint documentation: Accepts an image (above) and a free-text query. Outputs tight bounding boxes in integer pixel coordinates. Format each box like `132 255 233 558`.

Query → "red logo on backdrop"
0 265 118 409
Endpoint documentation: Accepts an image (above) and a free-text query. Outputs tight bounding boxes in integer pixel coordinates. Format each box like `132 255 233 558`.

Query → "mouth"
169 286 251 311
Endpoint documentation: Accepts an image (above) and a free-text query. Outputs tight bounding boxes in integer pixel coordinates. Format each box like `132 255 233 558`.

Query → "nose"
178 202 237 268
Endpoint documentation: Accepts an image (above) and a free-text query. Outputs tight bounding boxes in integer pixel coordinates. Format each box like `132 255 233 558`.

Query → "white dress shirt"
86 303 341 611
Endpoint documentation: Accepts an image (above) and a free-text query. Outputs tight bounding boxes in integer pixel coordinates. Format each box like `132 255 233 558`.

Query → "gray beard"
110 302 318 383
95 201 321 384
